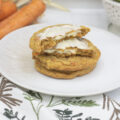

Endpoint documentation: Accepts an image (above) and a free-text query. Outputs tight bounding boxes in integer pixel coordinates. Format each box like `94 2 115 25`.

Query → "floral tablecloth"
0 73 120 120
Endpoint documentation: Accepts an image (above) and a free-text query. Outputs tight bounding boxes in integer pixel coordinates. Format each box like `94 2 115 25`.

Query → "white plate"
0 24 120 97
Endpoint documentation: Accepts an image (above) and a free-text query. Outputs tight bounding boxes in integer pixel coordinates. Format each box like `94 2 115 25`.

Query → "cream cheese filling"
37 25 83 40
44 38 89 54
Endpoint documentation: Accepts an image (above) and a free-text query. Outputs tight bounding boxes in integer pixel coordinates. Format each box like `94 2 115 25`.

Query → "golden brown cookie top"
36 24 90 40
30 24 90 53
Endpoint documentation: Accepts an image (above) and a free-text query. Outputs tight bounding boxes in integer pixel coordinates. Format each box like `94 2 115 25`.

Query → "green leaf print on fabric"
24 91 43 120
24 90 99 120
54 108 100 120
3 108 25 120
26 90 42 101
62 97 98 107
47 96 62 107
47 96 99 107
54 108 83 120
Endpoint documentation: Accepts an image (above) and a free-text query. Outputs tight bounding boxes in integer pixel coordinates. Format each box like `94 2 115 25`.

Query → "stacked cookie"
30 24 101 79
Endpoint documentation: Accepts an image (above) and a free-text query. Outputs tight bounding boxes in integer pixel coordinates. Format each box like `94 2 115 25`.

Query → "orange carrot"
0 0 2 10
0 0 46 39
0 0 17 21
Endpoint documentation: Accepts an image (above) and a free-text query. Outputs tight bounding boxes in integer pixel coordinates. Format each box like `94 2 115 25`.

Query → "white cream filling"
37 25 82 40
44 38 89 54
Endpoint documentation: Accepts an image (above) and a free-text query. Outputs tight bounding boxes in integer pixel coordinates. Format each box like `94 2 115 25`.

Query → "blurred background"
40 0 108 28
41 0 120 36
0 0 120 38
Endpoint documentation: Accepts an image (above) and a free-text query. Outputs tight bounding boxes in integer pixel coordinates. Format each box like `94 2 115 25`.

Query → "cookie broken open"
30 24 101 79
